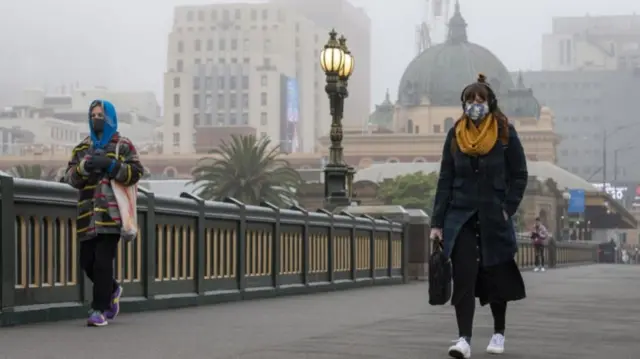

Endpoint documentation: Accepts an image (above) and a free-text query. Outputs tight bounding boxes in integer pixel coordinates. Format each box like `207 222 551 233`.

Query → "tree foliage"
189 134 302 207
377 171 439 214
8 164 58 181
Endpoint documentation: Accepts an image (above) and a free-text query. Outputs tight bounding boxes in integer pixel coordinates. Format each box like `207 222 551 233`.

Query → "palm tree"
8 164 58 181
190 134 302 207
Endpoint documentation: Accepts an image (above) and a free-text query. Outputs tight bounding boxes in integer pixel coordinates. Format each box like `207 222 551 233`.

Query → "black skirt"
450 215 526 306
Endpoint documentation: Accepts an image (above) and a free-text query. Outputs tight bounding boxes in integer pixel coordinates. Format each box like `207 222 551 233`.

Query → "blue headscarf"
88 99 118 149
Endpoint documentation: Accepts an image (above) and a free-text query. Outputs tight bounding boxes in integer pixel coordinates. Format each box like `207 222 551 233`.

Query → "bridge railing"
0 176 406 326
514 235 597 269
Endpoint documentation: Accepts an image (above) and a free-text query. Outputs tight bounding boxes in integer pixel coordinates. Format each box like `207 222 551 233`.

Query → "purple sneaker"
87 311 108 327
105 285 123 320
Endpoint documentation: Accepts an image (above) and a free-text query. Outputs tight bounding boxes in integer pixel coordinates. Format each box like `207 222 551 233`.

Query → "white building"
162 0 371 155
0 107 83 154
542 14 640 71
20 88 161 122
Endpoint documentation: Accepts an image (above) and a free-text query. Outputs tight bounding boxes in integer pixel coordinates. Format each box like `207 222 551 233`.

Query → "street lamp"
320 30 355 210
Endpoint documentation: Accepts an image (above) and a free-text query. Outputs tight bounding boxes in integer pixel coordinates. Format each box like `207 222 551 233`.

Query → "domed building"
345 1 558 167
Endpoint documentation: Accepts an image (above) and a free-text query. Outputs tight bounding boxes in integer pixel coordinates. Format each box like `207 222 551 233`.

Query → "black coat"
431 123 528 267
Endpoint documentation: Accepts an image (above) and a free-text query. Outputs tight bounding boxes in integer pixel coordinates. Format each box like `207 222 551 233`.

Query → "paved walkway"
0 265 638 359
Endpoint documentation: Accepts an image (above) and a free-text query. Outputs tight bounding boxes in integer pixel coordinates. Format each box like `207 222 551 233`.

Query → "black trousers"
534 244 545 267
80 234 120 311
451 218 507 341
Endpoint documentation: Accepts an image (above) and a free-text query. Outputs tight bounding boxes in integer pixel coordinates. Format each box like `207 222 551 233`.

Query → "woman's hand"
430 227 443 241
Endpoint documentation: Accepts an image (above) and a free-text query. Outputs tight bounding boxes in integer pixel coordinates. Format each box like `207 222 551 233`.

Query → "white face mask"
464 103 489 121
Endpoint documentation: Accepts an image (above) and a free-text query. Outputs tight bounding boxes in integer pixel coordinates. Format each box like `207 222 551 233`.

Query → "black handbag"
428 239 452 305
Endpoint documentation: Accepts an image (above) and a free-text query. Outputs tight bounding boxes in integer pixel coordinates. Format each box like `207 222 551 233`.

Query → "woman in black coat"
430 74 528 359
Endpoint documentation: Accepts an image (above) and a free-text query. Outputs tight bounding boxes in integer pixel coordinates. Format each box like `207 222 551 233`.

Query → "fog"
1 0 639 107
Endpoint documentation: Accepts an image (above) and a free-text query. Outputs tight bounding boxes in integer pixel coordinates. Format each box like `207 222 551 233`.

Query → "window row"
176 38 272 53
184 8 285 23
172 111 270 127
171 92 268 108
173 75 268 90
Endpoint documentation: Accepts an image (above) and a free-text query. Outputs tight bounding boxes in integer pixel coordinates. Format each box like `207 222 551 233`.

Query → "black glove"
86 155 113 172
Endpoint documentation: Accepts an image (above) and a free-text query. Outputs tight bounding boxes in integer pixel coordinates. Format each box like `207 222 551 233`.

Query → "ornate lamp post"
320 30 355 210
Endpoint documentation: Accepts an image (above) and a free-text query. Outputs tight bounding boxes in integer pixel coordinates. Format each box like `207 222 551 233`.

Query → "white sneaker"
486 333 505 354
448 337 472 358
533 267 540 272
540 267 546 272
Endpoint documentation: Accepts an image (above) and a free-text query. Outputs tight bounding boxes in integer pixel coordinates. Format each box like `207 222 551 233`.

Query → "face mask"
92 119 104 133
465 103 489 121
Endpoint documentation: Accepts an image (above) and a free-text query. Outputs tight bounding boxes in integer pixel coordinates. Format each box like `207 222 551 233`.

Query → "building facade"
542 14 640 71
272 0 371 129
162 0 370 155
517 69 640 182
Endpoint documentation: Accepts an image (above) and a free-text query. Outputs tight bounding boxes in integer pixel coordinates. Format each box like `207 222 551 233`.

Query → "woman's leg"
451 223 480 343
490 302 507 335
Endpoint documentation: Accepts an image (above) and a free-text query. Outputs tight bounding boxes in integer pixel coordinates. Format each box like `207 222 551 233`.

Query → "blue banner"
568 189 585 214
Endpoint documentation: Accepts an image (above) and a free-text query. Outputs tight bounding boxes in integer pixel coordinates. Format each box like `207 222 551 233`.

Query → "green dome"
397 2 514 107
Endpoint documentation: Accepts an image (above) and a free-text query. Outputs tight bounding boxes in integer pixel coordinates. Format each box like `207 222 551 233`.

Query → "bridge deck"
0 265 637 359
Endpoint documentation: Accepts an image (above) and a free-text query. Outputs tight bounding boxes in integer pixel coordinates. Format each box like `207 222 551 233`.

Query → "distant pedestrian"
531 217 549 272
430 74 528 358
62 100 144 327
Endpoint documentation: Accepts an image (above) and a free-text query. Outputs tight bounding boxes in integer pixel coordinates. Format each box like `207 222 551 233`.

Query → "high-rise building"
542 14 640 71
162 1 371 155
516 69 640 182
272 0 371 129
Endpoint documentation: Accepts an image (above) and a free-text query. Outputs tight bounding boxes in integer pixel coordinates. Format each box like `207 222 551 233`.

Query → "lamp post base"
323 164 352 212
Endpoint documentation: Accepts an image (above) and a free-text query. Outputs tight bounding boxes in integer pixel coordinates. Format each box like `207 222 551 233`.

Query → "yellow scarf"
454 114 499 156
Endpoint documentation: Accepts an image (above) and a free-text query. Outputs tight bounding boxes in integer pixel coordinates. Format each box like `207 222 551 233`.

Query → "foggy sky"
1 0 639 109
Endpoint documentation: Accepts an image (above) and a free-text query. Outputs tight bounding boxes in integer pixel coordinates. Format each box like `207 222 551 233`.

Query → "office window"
195 39 201 51
205 76 213 90
206 39 213 51
261 75 267 86
187 11 194 21
260 112 267 125
205 113 213 126
193 113 200 126
251 9 257 20
433 124 441 133
217 94 224 105
242 76 249 89
176 60 183 72
231 38 238 50
173 94 180 107
173 77 180 88
261 92 267 106
177 41 184 53
242 113 249 125
193 94 200 108
198 11 204 21
218 76 225 88
217 113 225 125
264 39 271 52
242 94 249 108
230 76 237 90
229 113 237 124
262 9 268 20
219 39 226 50
210 10 217 20
234 9 241 20
193 77 200 90
173 114 180 126
173 132 180 145
230 94 237 108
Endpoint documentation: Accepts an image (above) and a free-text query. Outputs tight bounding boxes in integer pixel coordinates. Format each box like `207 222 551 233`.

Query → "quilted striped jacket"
63 133 144 241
